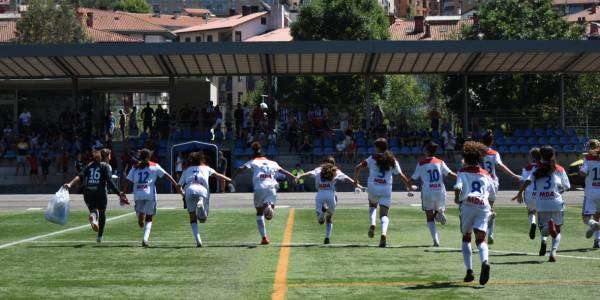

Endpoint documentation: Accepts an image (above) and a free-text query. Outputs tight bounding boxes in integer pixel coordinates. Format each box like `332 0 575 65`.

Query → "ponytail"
320 163 337 182
251 141 263 158
137 148 151 169
588 139 600 159
373 138 395 172
482 129 494 147
533 145 556 179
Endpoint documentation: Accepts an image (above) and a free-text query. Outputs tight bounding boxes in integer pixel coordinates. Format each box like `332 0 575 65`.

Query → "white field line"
0 212 135 250
435 246 600 261
26 208 43 211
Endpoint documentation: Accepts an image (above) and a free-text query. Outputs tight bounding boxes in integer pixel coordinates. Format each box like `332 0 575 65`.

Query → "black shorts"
83 190 108 211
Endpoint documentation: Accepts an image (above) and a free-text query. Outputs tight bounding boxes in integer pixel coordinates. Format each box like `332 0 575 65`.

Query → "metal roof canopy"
0 40 600 79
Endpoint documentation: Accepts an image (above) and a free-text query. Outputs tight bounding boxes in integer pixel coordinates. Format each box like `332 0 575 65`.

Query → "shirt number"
593 168 599 181
427 169 440 182
471 181 482 193
137 171 149 184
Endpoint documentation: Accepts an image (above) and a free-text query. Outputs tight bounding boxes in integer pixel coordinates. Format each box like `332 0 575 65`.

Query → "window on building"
261 17 267 25
185 37 191 42
234 31 242 42
206 35 213 42
238 76 243 82
196 36 202 42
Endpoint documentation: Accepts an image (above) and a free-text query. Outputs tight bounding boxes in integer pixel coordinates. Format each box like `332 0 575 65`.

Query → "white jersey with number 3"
482 149 502 183
366 155 402 196
126 162 166 201
525 165 570 212
244 157 282 190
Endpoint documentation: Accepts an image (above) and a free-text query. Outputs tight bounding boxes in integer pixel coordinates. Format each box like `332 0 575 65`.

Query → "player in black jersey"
64 148 128 243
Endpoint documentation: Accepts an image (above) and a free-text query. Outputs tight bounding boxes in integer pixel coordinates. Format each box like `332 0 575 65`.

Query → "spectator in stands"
242 103 251 130
119 109 126 140
299 136 312 162
15 136 29 176
142 102 154 133
28 151 38 184
40 151 51 184
252 104 263 132
129 106 139 137
291 163 305 192
287 115 299 153
106 111 115 139
18 109 31 132
234 103 244 138
214 106 223 130
429 109 441 132
74 152 84 174
339 109 349 132
336 129 354 162
217 151 228 192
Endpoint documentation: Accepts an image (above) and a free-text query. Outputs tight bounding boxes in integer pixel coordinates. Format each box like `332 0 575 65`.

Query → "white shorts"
135 199 157 215
582 191 600 215
368 192 392 208
538 211 564 227
421 191 445 211
524 191 537 211
460 205 491 234
185 190 210 216
316 195 337 217
254 188 277 208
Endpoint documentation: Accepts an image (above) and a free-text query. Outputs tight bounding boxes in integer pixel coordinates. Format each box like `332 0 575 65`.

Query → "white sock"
427 221 438 244
256 215 266 238
325 223 333 239
552 233 561 253
191 222 201 245
542 235 548 242
478 242 489 263
586 219 598 227
488 218 495 237
381 216 389 236
528 213 536 225
462 242 473 270
143 221 152 242
369 207 377 226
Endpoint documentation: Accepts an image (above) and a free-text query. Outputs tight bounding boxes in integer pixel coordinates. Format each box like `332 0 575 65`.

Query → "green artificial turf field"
1 206 599 299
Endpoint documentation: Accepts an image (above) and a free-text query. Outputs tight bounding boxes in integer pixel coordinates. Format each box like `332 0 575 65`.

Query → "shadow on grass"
491 260 543 265
424 249 461 253
26 243 432 250
557 247 598 253
404 281 481 290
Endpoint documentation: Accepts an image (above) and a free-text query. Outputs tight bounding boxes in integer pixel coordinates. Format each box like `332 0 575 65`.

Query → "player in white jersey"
514 145 570 262
481 130 521 244
297 156 363 244
514 148 541 240
233 142 295 245
454 141 495 285
178 151 233 248
354 138 414 248
580 139 600 247
409 141 456 247
125 148 180 247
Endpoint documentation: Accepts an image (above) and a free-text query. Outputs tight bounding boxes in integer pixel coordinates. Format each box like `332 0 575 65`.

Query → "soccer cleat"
488 235 494 245
436 211 447 225
549 255 556 262
593 240 600 249
89 214 99 232
196 242 203 248
260 236 270 245
585 223 600 239
324 238 330 245
119 194 130 207
433 240 440 247
263 204 274 221
529 223 537 240
379 235 387 248
539 240 547 256
464 269 475 283
548 220 557 238
318 214 325 225
368 225 376 238
142 240 149 248
479 261 490 285
96 235 103 243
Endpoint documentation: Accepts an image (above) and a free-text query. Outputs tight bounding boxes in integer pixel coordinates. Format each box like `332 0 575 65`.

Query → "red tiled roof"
389 18 473 41
85 27 143 43
566 6 600 22
0 20 16 43
553 0 598 4
174 11 268 34
78 8 171 34
245 28 292 42
183 8 213 16
127 13 217 29
0 20 142 43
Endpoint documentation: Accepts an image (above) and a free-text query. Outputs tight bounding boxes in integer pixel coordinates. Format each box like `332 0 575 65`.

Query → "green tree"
378 75 430 129
16 0 88 44
443 0 584 131
113 0 150 13
278 0 389 123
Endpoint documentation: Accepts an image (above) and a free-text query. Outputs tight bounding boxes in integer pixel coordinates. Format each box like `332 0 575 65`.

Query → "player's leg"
461 232 474 282
367 197 378 238
323 196 336 244
528 209 537 240
549 212 564 262
425 210 439 247
594 212 600 248
186 194 202 247
83 193 99 232
263 188 277 221
96 194 108 242
487 200 496 244
378 204 390 248
142 214 154 247
434 192 447 225
474 229 490 285
254 191 269 244
538 212 549 256
315 197 325 225
583 195 600 239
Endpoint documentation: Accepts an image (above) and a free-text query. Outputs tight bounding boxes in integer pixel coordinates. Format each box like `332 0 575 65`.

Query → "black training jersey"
78 161 120 194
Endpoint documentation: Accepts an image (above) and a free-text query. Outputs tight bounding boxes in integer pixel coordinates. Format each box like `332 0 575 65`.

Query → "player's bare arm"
512 180 531 203
353 160 367 187
499 163 521 181
212 172 232 183
63 175 80 189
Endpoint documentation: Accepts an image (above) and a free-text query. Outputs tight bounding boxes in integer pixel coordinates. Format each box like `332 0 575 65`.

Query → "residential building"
390 15 473 40
553 0 600 15
566 5 600 39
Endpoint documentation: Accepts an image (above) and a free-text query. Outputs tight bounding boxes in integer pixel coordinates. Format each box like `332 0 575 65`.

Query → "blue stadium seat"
400 147 411 155
357 139 367 148
559 137 569 145
411 146 421 155
170 131 180 141
575 144 585 152
267 146 279 156
390 138 399 148
563 144 575 153
244 147 253 156
556 128 566 137
548 137 558 145
519 145 529 154
567 128 576 137
313 139 322 147
234 160 244 168
493 128 504 138
192 131 202 140
514 128 524 137
569 136 579 144
367 147 375 154
323 147 334 155
504 137 515 145
3 150 16 159
182 130 192 140
390 147 400 153
498 145 509 153
546 128 556 137
538 137 548 145
534 128 545 137
516 137 527 146
334 130 344 142
524 128 533 137
527 137 537 145
233 147 244 156
357 147 368 156
323 139 334 148
496 136 506 146
579 136 589 144
551 144 561 152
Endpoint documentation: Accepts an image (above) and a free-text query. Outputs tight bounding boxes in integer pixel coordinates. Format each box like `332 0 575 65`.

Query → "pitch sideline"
0 212 135 249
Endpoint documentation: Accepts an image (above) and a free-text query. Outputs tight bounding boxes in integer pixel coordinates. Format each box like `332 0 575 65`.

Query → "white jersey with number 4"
244 157 282 190
411 157 451 194
126 162 166 201
482 149 502 183
454 166 496 212
525 165 570 212
366 155 402 196
307 167 351 200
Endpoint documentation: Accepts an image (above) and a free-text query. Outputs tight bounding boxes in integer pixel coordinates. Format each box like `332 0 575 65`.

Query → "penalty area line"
272 208 296 300
0 212 135 250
